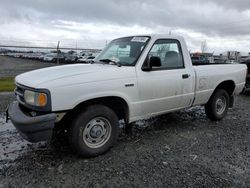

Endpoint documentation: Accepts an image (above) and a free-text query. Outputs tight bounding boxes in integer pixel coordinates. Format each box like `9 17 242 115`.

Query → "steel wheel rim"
216 96 226 115
83 117 111 148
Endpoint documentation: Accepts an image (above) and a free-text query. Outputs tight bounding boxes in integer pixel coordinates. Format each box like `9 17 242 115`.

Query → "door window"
148 39 184 69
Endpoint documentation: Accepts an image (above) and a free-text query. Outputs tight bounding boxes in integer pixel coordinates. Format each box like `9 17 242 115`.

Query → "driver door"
137 39 195 116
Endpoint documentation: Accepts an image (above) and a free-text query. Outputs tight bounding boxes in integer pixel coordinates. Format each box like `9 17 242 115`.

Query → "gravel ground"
0 56 249 187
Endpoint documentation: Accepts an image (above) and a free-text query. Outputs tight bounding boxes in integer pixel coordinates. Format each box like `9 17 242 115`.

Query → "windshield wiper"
99 59 122 67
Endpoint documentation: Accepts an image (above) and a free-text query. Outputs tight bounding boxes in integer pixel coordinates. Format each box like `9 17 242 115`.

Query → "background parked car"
63 51 77 63
65 53 78 63
43 53 65 63
77 52 99 63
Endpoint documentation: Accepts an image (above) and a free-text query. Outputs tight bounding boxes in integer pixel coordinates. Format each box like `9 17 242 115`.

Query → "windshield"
95 36 150 66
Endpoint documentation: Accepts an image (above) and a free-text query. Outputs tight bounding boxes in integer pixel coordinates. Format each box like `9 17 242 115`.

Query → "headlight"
24 90 47 107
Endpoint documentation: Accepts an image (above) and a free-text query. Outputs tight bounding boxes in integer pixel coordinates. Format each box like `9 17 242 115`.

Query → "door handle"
182 74 190 79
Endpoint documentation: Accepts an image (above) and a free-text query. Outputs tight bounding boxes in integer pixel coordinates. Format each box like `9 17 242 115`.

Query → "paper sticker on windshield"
131 37 148 43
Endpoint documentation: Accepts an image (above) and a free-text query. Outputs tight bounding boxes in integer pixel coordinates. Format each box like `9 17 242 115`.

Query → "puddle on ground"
0 113 47 169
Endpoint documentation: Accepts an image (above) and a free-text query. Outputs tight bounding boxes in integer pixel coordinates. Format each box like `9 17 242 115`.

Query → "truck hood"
15 64 136 88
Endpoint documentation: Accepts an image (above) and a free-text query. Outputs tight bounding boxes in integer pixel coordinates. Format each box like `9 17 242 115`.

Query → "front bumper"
8 101 56 142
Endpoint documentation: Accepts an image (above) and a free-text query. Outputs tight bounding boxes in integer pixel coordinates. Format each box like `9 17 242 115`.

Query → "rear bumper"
8 101 56 142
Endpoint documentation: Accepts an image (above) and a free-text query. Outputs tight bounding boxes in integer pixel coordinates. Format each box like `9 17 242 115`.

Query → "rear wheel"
205 89 230 121
69 105 119 157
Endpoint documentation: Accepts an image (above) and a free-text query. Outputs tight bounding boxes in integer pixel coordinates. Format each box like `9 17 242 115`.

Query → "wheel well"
69 97 129 123
214 80 235 96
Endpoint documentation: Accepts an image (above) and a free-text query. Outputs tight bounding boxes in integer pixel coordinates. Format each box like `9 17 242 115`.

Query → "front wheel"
205 89 230 121
69 105 119 157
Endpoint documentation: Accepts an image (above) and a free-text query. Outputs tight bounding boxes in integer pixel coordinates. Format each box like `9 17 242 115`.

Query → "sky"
1 0 250 53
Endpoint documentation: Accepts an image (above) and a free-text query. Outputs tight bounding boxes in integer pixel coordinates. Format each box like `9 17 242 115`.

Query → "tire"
205 89 230 121
69 105 119 157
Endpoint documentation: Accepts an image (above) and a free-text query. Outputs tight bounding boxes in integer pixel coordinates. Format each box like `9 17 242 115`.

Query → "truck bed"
192 62 228 66
192 63 246 106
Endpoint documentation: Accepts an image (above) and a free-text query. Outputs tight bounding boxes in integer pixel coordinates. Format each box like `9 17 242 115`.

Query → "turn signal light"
38 93 47 106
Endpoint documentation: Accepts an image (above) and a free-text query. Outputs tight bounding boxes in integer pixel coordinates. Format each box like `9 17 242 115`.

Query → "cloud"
207 0 250 11
0 0 250 52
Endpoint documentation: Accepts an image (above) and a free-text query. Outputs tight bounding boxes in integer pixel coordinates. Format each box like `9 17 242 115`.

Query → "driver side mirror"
142 56 162 71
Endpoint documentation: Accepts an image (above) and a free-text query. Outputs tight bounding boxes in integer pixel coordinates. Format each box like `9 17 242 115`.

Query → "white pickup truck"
8 34 247 157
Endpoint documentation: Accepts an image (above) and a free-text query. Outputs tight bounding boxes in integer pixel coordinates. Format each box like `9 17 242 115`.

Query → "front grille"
15 84 25 105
